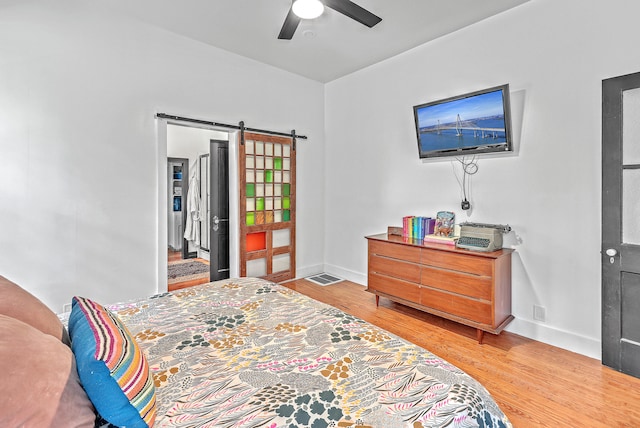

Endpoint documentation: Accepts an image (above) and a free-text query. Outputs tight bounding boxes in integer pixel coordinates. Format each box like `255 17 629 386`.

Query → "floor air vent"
306 273 344 286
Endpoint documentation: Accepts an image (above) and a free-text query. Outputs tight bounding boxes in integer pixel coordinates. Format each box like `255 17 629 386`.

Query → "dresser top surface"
366 233 515 258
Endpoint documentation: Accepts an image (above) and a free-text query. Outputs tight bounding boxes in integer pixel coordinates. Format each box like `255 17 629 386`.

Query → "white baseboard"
506 317 601 360
294 264 325 280
322 263 367 286
295 263 367 285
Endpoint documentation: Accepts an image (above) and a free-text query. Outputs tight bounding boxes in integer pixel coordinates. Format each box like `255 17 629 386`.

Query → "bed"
0 275 511 427
100 277 511 428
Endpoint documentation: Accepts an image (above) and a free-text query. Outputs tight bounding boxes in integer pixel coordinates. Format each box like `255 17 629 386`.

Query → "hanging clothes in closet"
184 163 200 245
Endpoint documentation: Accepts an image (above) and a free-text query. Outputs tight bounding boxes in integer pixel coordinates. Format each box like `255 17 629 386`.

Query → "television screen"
413 84 513 159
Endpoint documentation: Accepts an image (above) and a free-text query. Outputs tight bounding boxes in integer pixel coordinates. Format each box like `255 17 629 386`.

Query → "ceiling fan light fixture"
292 0 324 20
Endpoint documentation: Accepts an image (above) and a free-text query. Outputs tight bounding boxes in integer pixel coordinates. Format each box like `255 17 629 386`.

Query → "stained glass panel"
247 232 266 252
273 253 290 273
273 229 290 247
247 258 266 277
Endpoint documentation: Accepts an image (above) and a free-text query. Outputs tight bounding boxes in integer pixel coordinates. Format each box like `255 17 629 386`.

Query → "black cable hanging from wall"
156 113 307 149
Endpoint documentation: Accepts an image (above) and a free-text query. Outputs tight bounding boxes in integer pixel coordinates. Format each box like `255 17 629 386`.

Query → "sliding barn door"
239 133 296 282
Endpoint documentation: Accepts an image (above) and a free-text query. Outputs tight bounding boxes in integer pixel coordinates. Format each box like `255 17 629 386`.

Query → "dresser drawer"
369 255 420 283
421 249 493 276
369 240 421 263
368 273 421 303
421 266 492 301
420 287 493 325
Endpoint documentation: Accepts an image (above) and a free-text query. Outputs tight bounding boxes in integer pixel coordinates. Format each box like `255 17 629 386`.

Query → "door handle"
605 248 617 264
212 216 228 231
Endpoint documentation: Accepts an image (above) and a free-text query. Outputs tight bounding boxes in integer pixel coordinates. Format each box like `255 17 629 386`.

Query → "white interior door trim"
156 118 239 294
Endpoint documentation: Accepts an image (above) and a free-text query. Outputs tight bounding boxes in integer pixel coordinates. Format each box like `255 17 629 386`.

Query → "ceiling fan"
278 0 382 40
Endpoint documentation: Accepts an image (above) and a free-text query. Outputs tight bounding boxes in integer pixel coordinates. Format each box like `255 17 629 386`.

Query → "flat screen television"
413 84 513 159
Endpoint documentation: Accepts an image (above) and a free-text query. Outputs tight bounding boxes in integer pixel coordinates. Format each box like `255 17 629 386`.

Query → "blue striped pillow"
69 296 157 428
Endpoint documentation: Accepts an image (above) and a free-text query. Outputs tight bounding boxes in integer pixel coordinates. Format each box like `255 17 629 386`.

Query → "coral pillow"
0 275 70 345
0 314 96 427
68 296 157 428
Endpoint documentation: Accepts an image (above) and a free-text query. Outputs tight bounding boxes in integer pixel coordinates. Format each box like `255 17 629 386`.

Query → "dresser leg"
477 329 484 344
375 295 380 306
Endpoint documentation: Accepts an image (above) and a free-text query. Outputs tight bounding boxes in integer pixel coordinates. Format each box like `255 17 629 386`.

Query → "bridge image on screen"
416 88 508 153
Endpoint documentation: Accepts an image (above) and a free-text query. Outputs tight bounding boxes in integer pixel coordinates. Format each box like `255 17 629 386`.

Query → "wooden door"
239 133 296 283
602 71 640 377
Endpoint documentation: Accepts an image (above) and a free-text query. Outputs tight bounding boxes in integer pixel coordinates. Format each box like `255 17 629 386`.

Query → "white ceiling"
93 1 529 82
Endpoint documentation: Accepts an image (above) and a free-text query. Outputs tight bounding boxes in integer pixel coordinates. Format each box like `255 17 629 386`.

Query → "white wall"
167 124 226 166
0 0 325 312
324 0 640 359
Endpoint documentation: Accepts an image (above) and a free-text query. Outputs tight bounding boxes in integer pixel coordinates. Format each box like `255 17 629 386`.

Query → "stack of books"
423 234 458 246
402 216 435 241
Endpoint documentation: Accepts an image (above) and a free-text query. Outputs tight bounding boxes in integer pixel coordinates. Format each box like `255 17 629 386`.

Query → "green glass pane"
283 209 290 221
256 197 265 211
265 170 273 183
283 183 290 196
274 157 282 170
246 212 255 225
246 183 255 197
283 196 290 209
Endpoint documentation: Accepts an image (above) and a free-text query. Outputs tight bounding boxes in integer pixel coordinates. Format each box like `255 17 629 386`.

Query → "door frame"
156 119 240 293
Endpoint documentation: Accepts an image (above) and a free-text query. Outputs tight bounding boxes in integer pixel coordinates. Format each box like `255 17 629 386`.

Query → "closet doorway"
166 124 232 289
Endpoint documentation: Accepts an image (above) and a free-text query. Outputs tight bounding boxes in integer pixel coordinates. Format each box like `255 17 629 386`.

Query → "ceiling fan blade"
324 0 382 28
278 8 301 40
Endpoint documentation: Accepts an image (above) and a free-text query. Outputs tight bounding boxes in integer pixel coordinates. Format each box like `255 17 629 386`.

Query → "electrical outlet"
533 305 546 322
63 303 72 313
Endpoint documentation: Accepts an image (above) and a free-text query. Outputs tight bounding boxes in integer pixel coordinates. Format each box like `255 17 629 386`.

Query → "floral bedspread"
110 277 511 428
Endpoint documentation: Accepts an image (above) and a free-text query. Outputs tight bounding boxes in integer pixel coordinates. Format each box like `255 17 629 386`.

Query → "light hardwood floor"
281 278 640 427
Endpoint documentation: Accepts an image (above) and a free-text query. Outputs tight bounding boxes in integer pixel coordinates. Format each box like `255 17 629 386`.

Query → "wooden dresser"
366 233 514 343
